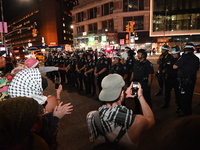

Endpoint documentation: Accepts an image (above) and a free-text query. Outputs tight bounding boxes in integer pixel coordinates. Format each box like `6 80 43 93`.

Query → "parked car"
35 52 45 60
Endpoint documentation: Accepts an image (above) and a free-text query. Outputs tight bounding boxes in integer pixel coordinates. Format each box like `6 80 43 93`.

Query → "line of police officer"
44 43 199 117
156 43 199 117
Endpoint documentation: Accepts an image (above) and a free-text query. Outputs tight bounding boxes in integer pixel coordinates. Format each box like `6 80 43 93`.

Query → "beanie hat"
24 58 39 68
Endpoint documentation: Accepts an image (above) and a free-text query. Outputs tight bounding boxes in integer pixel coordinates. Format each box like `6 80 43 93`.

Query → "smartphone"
132 82 139 95
55 78 61 89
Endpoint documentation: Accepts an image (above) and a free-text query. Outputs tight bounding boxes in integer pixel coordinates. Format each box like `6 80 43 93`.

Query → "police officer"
68 56 79 88
76 51 86 91
161 45 181 111
130 49 154 112
52 54 60 79
155 45 173 96
64 54 70 85
58 53 66 84
125 48 136 84
110 54 128 80
84 54 96 95
94 49 108 94
173 43 199 117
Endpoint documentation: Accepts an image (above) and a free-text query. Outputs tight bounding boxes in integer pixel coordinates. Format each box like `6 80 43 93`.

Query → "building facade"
6 0 75 49
71 0 156 50
150 0 200 50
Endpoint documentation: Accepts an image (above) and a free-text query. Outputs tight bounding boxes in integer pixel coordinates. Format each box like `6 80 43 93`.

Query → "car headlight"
16 56 20 59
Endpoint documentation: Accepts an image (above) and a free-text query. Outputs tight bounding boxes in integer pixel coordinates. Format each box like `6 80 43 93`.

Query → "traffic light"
32 29 37 37
125 21 135 33
126 24 130 32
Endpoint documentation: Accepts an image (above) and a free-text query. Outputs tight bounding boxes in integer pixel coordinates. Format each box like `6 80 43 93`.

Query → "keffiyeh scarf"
87 105 135 141
8 68 47 104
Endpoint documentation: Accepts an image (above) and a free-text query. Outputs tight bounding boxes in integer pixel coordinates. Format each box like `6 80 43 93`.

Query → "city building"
150 0 200 50
5 0 77 50
71 0 157 50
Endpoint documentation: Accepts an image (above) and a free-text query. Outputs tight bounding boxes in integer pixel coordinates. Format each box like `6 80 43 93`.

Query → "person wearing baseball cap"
173 43 199 117
86 74 155 150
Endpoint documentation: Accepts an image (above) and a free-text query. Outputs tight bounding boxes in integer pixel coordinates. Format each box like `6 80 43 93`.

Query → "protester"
8 68 59 113
0 97 49 150
87 74 155 150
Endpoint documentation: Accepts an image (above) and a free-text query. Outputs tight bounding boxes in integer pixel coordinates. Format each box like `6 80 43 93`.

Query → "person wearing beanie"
173 43 199 117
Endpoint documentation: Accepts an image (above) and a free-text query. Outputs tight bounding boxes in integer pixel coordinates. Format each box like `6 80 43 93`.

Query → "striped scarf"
87 105 134 141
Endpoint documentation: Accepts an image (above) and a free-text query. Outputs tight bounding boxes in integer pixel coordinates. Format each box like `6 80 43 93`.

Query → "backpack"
92 111 126 150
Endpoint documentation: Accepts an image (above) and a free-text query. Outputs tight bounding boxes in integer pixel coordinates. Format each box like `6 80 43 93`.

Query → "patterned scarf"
8 68 47 104
87 105 135 141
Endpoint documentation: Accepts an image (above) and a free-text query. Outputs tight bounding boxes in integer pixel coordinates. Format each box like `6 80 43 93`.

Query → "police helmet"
137 49 147 58
171 45 180 54
125 46 131 51
113 54 121 59
128 50 136 56
162 45 170 51
184 43 195 52
78 52 83 55
99 48 106 55
70 56 76 59
88 47 93 51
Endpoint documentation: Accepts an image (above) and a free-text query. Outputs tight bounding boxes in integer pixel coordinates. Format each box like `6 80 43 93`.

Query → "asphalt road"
43 55 200 150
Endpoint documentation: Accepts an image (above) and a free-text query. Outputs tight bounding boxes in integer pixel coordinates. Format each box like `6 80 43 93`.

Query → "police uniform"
76 53 86 91
85 58 96 95
64 55 70 84
156 45 173 96
125 49 136 85
52 56 60 78
69 57 78 88
132 59 154 109
58 55 66 84
161 46 181 110
175 45 199 116
95 53 108 93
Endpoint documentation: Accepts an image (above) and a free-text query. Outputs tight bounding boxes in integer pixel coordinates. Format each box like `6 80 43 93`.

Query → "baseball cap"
99 74 125 101
24 58 39 68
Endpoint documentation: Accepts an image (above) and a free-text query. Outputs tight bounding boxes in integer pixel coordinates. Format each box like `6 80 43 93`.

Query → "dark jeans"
179 78 196 116
157 72 165 91
86 74 96 94
164 78 180 107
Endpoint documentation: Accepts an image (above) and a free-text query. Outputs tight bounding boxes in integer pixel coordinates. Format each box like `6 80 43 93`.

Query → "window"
77 26 85 34
123 16 144 31
153 0 200 31
88 7 97 19
102 19 114 31
88 23 98 34
77 12 84 22
123 0 144 12
102 2 114 16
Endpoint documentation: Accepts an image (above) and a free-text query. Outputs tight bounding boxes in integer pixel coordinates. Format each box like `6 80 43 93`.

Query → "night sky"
2 0 38 22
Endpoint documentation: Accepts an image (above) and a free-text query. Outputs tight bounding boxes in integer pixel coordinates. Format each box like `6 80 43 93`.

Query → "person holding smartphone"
87 74 155 150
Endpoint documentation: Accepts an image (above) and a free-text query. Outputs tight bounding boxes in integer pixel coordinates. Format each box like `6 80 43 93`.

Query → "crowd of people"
0 42 199 150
